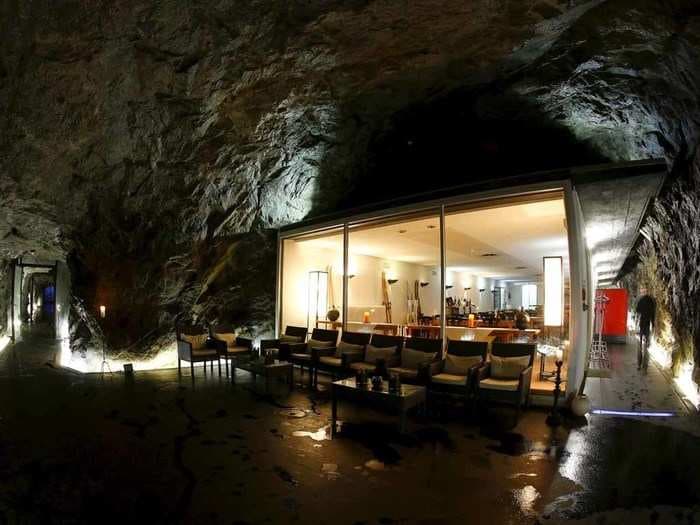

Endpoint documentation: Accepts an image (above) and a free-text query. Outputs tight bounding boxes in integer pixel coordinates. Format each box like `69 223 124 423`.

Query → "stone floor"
1 324 699 524
584 339 688 413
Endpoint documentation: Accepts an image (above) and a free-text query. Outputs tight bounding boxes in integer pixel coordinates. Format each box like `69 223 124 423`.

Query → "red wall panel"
597 288 628 338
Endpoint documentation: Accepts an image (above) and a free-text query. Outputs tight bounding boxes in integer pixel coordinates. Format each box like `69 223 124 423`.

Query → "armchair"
387 336 443 385
176 324 220 381
349 334 404 377
286 328 338 389
477 342 535 419
259 326 308 360
315 331 372 383
428 340 488 416
211 324 253 378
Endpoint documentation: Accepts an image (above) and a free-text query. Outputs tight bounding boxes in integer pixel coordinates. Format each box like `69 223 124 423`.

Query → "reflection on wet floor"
1 327 699 523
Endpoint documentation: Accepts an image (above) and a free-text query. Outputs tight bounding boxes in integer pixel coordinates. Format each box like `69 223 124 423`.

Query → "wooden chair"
176 324 220 381
477 342 535 419
314 331 372 383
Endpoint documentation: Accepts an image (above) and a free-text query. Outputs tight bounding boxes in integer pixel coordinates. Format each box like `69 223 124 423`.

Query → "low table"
232 357 293 393
330 378 426 436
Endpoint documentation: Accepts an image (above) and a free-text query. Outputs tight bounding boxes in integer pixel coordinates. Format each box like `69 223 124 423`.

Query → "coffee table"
330 378 426 436
231 357 293 393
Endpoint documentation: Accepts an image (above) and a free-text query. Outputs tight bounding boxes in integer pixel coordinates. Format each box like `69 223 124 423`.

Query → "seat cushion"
491 355 530 379
444 354 482 375
281 334 303 344
215 333 237 346
182 334 207 351
432 373 468 386
479 377 519 391
350 362 376 372
308 338 335 350
388 367 419 379
226 345 249 355
335 341 364 358
365 344 396 364
191 348 217 358
319 356 342 367
401 347 436 370
291 353 311 361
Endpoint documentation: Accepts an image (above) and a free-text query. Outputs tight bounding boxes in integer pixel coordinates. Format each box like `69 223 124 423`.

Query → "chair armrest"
260 338 280 351
236 337 253 349
341 350 365 367
476 362 491 382
177 340 192 360
312 346 336 361
425 359 442 378
519 365 533 398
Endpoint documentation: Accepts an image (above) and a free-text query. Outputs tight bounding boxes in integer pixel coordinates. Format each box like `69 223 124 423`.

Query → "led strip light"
592 408 676 418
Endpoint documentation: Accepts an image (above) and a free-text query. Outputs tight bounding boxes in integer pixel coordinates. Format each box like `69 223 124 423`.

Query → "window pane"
347 212 441 338
281 228 344 334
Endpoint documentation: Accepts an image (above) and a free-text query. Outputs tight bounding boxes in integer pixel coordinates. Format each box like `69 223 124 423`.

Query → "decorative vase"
571 394 591 416
327 308 340 322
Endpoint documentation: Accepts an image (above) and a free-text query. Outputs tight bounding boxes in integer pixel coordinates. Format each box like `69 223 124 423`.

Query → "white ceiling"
297 197 569 281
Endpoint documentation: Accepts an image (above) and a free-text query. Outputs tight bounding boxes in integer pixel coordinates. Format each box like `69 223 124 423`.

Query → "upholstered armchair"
428 340 488 415
477 342 535 418
349 334 404 377
286 328 338 388
176 325 220 380
210 324 253 378
387 336 443 385
314 331 372 383
259 326 308 361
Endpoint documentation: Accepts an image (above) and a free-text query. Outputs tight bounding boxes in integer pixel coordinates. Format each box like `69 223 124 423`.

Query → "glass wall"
346 212 441 338
280 227 344 332
278 190 575 393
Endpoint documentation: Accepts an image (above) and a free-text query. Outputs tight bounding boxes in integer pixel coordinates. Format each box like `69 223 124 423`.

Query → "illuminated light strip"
592 408 676 418
0 335 10 354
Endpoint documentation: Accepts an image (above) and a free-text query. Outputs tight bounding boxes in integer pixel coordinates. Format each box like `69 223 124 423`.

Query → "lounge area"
278 192 572 407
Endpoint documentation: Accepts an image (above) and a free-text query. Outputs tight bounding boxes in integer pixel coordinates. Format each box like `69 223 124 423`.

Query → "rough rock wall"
0 261 9 338
1 0 699 353
632 147 700 380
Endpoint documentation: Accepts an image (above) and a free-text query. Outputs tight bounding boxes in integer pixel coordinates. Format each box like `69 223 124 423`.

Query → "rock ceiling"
1 0 699 346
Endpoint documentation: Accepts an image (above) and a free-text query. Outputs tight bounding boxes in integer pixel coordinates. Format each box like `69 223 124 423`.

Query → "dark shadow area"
322 85 609 211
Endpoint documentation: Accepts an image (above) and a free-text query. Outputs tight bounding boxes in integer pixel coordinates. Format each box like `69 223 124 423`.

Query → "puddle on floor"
292 426 330 441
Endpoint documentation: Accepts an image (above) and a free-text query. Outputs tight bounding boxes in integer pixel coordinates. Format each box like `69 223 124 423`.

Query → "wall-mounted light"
543 256 563 327
464 287 471 291
479 288 485 293
99 305 107 319
387 279 399 285
348 274 356 279
445 285 453 290
420 281 430 288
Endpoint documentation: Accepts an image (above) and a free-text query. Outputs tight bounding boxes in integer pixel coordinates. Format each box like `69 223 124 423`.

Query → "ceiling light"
427 225 436 229
481 253 498 257
515 266 527 270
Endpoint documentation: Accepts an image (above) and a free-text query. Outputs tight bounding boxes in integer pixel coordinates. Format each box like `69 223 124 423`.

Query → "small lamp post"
99 305 112 379
546 347 564 427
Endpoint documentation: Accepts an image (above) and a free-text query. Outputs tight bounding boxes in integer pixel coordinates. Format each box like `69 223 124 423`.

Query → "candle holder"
546 356 564 427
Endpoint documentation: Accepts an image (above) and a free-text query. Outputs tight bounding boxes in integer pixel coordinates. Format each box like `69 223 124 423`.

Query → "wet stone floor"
1 328 700 524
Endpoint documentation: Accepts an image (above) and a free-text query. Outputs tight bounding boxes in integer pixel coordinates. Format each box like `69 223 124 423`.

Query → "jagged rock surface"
0 0 699 352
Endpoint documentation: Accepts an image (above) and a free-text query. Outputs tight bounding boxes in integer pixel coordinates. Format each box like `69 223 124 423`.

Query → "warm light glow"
543 256 563 327
60 341 179 373
99 305 106 319
647 331 700 410
307 271 328 328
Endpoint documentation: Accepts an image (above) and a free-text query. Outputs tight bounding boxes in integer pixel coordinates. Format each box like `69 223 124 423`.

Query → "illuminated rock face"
0 0 699 350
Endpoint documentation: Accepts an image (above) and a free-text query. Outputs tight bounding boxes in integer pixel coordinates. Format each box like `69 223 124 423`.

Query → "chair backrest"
446 339 488 360
369 334 404 351
341 331 372 346
404 336 443 355
177 323 206 340
310 328 339 344
491 342 536 366
284 326 309 340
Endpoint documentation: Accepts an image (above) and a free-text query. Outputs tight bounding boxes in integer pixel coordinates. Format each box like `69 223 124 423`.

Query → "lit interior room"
279 193 571 395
